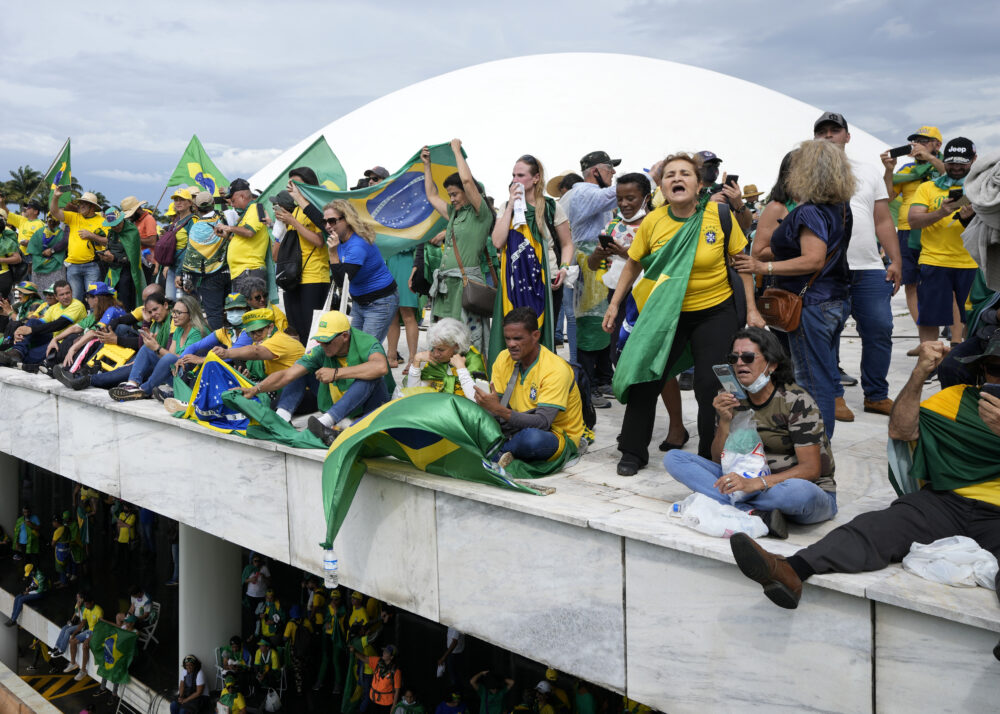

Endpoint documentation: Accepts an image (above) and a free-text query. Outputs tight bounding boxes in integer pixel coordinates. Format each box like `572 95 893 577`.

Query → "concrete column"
0 618 16 672
178 523 242 680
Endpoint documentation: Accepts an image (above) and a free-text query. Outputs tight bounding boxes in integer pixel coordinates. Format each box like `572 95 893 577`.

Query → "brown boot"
834 396 854 422
729 533 802 609
863 398 894 416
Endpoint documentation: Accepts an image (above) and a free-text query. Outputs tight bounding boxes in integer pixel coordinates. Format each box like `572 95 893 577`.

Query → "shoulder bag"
450 219 499 317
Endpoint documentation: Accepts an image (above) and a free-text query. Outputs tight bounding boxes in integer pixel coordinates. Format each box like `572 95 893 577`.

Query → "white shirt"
446 627 465 654
179 667 208 695
131 594 151 620
245 564 270 598
846 158 890 271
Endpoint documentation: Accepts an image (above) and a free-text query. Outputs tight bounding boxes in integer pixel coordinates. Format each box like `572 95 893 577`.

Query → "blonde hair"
324 199 376 243
786 140 856 205
515 154 546 208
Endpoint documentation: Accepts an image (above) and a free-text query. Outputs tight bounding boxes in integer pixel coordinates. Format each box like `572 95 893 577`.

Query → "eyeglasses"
324 216 344 226
172 309 188 316
726 351 760 365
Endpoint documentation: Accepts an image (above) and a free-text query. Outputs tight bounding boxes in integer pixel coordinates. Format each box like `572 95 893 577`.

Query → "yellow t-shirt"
490 346 584 453
46 299 88 336
260 330 305 375
6 213 44 254
117 512 136 544
295 207 330 285
270 303 289 333
83 604 104 630
228 203 269 279
63 210 107 265
628 202 748 312
911 183 977 269
892 162 932 231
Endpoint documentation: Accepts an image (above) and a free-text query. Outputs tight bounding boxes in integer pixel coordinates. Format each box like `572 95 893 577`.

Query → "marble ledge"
867 569 1000 633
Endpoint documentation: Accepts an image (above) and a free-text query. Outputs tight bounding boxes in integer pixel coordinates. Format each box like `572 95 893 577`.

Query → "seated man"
253 637 281 689
4 563 48 627
238 310 393 446
0 279 86 367
115 584 152 631
65 593 102 680
475 307 585 468
730 338 1000 655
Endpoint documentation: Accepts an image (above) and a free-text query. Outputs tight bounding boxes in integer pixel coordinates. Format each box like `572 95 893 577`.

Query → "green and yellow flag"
294 142 461 259
166 134 229 197
43 138 73 208
89 621 137 684
258 135 348 220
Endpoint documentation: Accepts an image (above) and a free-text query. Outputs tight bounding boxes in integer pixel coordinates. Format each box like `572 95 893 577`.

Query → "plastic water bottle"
669 501 686 518
323 548 339 588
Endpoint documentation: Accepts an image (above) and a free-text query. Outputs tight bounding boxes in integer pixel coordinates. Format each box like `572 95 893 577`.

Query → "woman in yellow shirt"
281 167 332 346
604 152 762 475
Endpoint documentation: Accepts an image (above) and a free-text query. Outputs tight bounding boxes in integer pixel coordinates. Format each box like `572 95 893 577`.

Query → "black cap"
579 151 621 172
268 190 296 212
228 178 251 195
364 166 389 180
957 330 1000 364
943 137 976 164
814 111 849 133
25 200 45 211
696 150 722 164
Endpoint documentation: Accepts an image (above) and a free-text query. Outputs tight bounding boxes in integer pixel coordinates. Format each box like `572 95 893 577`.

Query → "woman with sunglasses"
324 200 399 343
664 327 837 537
488 153 574 364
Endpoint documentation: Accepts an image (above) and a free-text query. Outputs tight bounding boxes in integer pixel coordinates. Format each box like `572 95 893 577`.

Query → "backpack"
570 362 597 430
275 230 318 291
181 220 228 275
717 203 747 326
292 622 314 659
153 214 194 267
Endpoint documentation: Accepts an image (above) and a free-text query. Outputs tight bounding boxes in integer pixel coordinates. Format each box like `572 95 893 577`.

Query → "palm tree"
91 191 110 210
4 165 44 204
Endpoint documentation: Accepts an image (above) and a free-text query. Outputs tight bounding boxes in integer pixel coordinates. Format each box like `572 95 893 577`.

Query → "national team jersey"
893 161 937 231
911 183 977 269
228 203 269 279
63 210 106 264
260 330 305 375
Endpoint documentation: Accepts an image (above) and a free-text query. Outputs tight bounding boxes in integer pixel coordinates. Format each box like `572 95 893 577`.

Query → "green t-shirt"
296 328 396 413
171 325 204 353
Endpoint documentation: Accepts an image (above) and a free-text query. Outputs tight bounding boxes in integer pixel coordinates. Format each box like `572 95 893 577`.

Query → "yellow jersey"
228 203 269 279
911 183 977 269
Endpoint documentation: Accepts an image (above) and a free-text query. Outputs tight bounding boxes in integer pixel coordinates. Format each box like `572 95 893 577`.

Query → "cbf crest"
705 230 717 244
530 385 538 400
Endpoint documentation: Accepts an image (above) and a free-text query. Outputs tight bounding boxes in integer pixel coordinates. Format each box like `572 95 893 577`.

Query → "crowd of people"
3 109 1000 680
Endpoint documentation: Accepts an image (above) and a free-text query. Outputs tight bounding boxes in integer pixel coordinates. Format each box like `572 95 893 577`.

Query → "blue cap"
86 281 114 297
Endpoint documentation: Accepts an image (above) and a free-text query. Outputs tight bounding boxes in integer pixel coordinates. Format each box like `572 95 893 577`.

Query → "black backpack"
292 621 315 659
275 209 318 291
570 362 597 430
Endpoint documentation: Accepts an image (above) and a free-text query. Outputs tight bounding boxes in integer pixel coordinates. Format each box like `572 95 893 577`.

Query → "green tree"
4 165 44 204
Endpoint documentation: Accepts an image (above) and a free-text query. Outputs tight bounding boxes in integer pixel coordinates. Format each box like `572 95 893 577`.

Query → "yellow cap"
908 126 942 143
242 307 275 332
24 563 34 577
545 668 557 681
171 188 194 202
312 311 351 343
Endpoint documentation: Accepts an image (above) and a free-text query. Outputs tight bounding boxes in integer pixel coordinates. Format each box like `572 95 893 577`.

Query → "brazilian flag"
89 622 137 684
294 142 460 260
258 135 348 220
166 134 229 197
42 138 73 208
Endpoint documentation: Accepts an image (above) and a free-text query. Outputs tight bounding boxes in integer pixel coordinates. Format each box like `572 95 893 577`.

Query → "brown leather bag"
449 222 499 317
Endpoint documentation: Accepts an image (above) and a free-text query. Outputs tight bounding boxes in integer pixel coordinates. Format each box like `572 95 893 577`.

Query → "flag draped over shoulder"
257 136 348 220
611 205 703 403
294 143 459 260
89 621 137 684
166 135 229 197
43 139 73 208
319 393 561 548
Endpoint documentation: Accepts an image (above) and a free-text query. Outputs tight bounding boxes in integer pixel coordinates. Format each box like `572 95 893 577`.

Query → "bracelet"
559 263 569 269
767 261 774 275
759 476 768 491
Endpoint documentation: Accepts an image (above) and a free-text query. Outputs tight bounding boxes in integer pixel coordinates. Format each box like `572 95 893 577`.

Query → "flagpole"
26 137 69 204
153 184 170 212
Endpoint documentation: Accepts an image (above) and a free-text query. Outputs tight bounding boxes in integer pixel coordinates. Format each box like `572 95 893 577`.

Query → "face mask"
700 165 719 185
622 205 647 223
226 310 244 326
745 371 772 394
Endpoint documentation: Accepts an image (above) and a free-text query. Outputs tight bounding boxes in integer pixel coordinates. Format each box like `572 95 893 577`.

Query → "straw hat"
120 196 147 218
546 171 572 198
742 184 764 200
77 192 102 208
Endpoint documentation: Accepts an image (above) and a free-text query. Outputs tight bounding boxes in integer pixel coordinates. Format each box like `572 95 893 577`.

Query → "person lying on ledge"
729 337 1000 659
237 310 392 446
475 307 584 470
664 327 837 538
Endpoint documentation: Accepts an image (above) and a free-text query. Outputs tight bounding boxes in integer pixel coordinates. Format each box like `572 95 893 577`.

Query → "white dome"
250 53 889 199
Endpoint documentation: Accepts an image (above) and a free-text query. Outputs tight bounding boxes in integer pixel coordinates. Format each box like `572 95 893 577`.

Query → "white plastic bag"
674 493 768 539
720 411 770 504
902 535 998 589
264 688 282 711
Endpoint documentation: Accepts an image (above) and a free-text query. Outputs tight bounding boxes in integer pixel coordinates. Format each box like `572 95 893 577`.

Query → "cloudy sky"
2 0 997 206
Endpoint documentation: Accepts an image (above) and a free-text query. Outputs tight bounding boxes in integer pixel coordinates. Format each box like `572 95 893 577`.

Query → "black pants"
284 282 330 345
798 488 1000 601
0 271 12 301
618 297 739 463
579 347 613 388
117 267 136 312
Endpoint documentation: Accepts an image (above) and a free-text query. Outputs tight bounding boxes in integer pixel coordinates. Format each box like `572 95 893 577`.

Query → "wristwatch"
767 262 774 275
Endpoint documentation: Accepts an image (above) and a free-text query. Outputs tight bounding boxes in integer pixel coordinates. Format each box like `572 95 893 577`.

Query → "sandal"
658 427 690 452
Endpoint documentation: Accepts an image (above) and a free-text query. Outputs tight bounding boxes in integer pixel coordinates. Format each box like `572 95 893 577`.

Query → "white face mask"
622 205 647 223
226 310 244 326
745 370 772 394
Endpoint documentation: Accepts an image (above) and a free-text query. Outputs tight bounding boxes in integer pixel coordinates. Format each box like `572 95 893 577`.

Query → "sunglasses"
250 294 265 301
324 216 344 226
726 351 760 365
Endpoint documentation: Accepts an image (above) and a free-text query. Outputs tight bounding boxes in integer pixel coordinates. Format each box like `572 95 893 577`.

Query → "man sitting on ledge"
0 279 86 368
238 310 392 446
475 307 584 469
729 337 1000 655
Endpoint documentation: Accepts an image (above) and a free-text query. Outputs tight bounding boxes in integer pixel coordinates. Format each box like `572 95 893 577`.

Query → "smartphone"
981 383 1000 399
888 144 912 159
948 188 964 201
953 196 971 209
712 364 747 399
598 234 614 249
725 174 739 187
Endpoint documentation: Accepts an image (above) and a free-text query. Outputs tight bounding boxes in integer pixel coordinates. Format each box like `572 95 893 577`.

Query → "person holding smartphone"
664 327 837 538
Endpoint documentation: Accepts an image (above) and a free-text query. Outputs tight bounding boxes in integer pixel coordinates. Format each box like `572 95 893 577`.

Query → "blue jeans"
127 346 178 394
664 450 838 524
10 591 43 623
91 364 133 389
55 622 77 652
66 262 100 303
351 292 399 343
557 285 578 363
788 299 848 439
11 318 53 364
500 428 559 462
838 269 893 401
283 373 391 424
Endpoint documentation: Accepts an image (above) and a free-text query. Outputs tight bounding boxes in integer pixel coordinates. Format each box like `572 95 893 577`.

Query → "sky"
2 0 998 207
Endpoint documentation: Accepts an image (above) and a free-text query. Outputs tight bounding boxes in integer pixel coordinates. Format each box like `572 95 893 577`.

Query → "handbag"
449 222 498 317
153 214 194 267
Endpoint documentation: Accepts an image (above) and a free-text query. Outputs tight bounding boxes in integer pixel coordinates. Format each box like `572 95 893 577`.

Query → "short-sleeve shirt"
254 648 279 669
771 203 853 305
46 299 88 336
338 233 395 297
490 346 584 448
367 656 402 705
260 330 306 375
297 338 385 373
171 326 204 354
911 182 977 269
133 212 159 245
628 202 748 312
131 594 151 619
732 383 836 492
845 159 889 271
295 207 330 284
62 210 107 264
228 203 270 279
6 213 43 254
893 161 937 231
83 604 104 630
441 200 492 274
117 512 136 543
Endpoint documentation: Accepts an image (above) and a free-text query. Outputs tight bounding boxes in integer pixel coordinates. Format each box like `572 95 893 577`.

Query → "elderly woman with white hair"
404 317 487 400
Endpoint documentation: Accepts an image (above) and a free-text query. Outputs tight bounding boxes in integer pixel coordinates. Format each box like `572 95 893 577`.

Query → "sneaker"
863 398 894 416
152 384 173 403
74 670 86 681
591 392 612 409
0 349 22 367
25 664 36 672
109 383 147 401
597 383 614 396
834 396 855 422
64 662 79 673
48 649 61 658
163 397 188 415
678 370 694 391
497 452 514 469
307 416 340 447
838 368 858 387
53 365 91 390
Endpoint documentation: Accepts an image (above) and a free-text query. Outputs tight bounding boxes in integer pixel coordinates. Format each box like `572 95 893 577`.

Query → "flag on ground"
166 135 229 197
42 138 73 208
257 136 348 220
88 621 137 684
319 392 569 548
294 142 461 260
